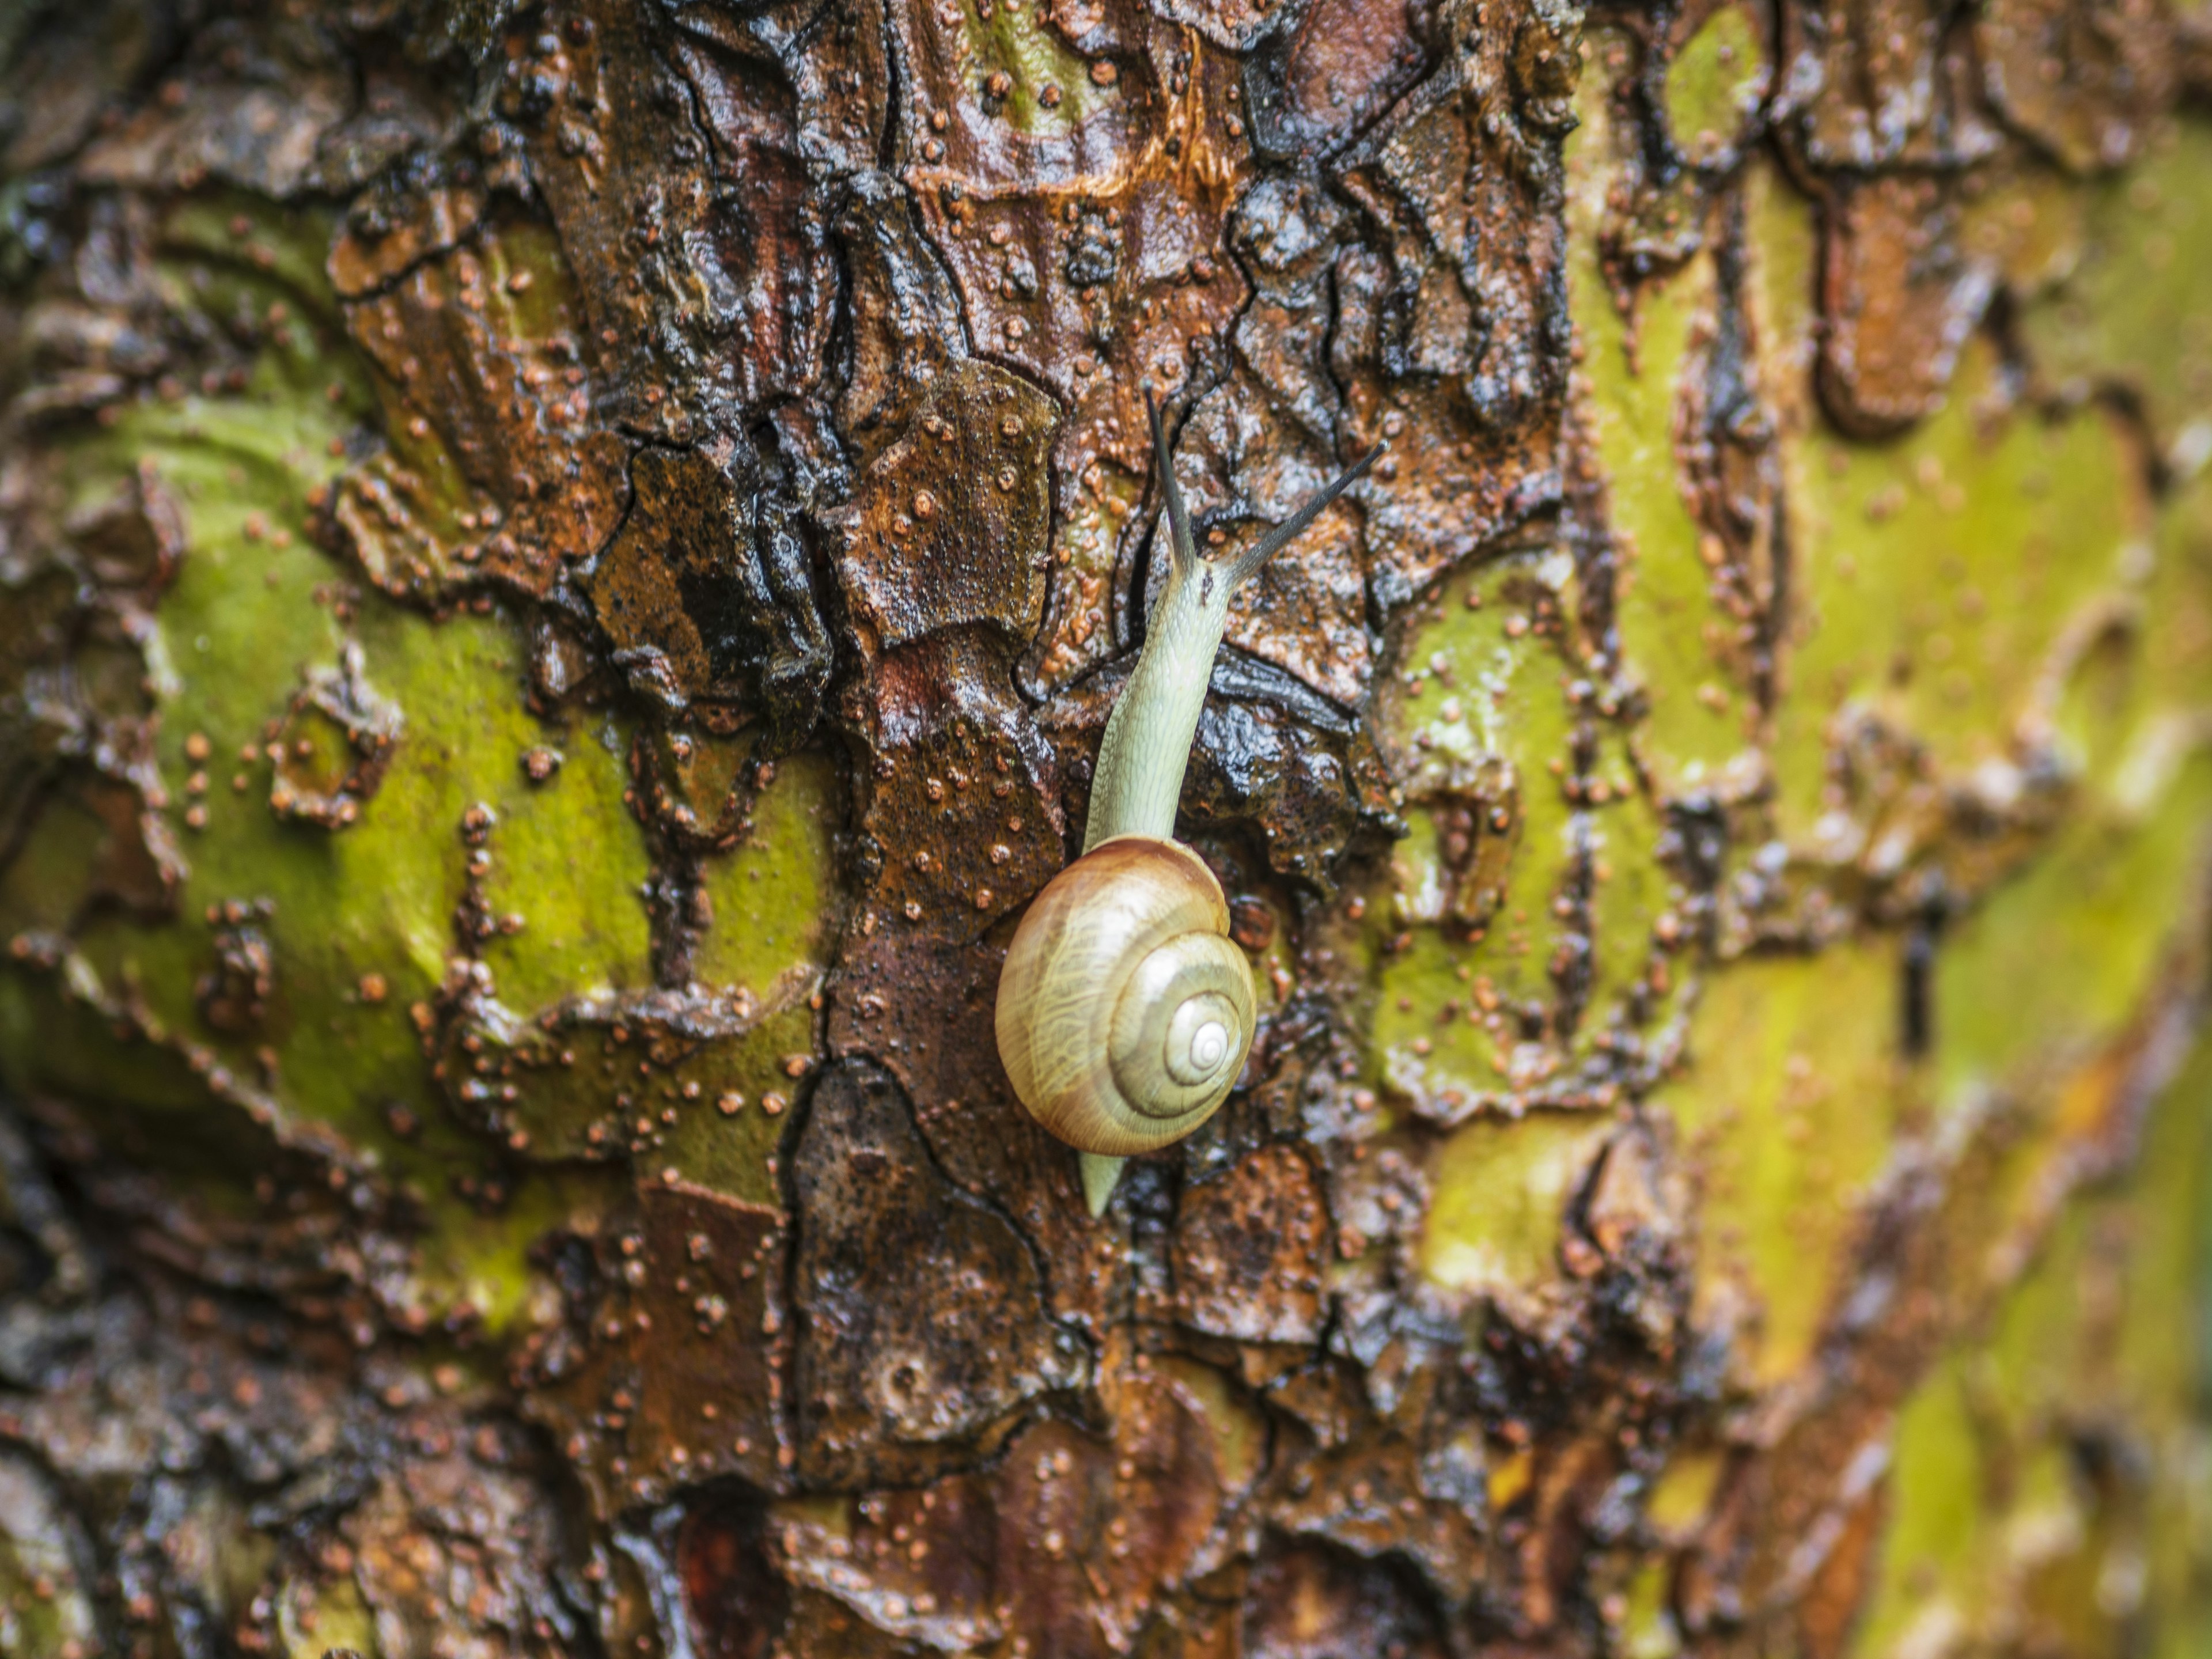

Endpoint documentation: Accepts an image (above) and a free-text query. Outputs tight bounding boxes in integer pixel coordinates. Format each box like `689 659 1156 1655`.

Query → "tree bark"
0 0 2209 1654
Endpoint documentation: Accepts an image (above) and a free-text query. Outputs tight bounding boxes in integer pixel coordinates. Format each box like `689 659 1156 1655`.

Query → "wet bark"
0 0 2209 1655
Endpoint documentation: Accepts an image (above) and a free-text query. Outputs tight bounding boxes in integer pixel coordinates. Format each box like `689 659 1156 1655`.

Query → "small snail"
996 393 1380 1214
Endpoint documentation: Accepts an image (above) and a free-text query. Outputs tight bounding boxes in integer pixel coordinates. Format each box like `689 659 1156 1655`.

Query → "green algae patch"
0 962 285 1196
1935 468 2212 1108
0 195 426 1164
0 790 111 938
656 1001 817 1211
2020 116 2212 463
1596 254 1753 794
1361 549 1681 1120
923 1 1118 138
1661 3 1768 169
1032 464 1145 693
690 748 842 998
1935 752 2212 1112
1366 554 1573 1111
1658 938 1913 1385
1771 339 2152 838
408 1164 622 1338
1645 1445 1723 1541
0 1457 99 1658
1850 1028 2212 1659
1742 157 1822 448
0 190 666 1337
1565 71 1747 793
1155 1353 1269 1498
1618 1557 1684 1659
279 1569 377 1659
161 191 361 347
479 705 654 1015
1849 1350 1986 1658
2091 471 2212 800
1422 1111 1610 1311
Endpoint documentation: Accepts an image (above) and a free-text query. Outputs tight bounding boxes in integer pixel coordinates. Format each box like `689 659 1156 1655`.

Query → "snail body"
995 393 1380 1215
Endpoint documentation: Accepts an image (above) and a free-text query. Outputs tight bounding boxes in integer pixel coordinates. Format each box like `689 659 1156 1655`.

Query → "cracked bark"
0 0 2209 1654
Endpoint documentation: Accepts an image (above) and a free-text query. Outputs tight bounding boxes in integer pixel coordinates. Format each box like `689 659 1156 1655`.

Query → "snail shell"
995 835 1256 1156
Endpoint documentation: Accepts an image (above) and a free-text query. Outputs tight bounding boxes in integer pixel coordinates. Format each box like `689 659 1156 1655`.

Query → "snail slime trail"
994 393 1381 1215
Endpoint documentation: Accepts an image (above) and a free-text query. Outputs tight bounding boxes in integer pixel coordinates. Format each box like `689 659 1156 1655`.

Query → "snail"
995 393 1380 1214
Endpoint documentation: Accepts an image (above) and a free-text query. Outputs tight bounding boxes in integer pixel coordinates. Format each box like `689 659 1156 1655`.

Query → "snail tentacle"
1150 392 1202 579
1225 440 1382 588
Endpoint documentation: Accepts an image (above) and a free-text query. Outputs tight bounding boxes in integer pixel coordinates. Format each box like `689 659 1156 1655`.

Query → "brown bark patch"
1240 1536 1452 1659
331 219 627 604
1817 174 1995 436
520 1181 789 1514
1173 1142 1328 1345
791 1060 1088 1486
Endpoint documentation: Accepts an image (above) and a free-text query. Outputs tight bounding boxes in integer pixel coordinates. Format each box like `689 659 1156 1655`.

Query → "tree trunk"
0 0 2208 1653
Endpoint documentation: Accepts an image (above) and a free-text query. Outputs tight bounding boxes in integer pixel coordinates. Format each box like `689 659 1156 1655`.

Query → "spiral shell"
995 836 1256 1156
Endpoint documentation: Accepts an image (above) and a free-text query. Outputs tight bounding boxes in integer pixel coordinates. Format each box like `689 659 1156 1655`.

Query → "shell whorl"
994 836 1255 1157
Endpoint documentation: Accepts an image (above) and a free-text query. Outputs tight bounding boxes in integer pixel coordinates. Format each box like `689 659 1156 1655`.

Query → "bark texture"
0 0 2209 1654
